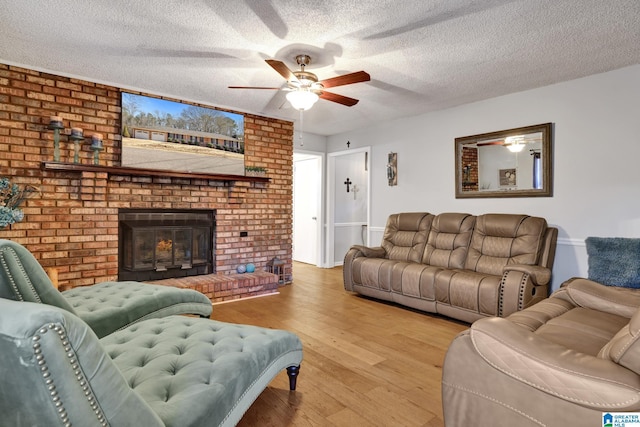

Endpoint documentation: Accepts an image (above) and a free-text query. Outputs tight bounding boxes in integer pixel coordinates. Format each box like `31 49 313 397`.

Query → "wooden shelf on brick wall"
41 162 270 184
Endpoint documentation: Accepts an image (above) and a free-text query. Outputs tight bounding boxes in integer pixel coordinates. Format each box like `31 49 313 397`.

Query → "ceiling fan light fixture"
505 136 525 153
286 90 319 110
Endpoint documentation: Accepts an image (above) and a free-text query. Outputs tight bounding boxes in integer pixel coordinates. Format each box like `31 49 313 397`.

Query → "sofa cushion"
508 285 631 356
390 262 442 300
423 213 475 269
464 214 547 275
506 297 576 331
534 307 629 356
381 213 433 262
351 257 441 300
351 258 396 291
435 269 502 316
586 237 640 288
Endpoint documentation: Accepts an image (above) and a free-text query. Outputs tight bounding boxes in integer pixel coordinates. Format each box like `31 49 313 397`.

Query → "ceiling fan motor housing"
293 71 319 84
295 54 312 67
229 53 369 107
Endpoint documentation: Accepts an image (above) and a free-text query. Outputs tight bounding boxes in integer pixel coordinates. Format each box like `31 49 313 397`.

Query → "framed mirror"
455 123 552 198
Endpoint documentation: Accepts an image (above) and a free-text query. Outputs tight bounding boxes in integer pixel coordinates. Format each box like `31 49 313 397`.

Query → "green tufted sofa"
0 297 303 426
0 239 213 337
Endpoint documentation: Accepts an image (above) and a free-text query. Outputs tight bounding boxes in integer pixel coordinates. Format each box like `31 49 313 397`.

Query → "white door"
293 153 322 265
327 147 370 266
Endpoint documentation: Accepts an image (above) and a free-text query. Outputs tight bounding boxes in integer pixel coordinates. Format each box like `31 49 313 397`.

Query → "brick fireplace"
0 63 294 302
118 209 215 282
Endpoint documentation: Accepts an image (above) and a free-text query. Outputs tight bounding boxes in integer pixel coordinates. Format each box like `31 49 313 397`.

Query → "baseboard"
212 291 280 305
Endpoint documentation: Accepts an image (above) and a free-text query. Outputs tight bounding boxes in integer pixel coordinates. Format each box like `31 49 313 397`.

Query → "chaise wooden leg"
286 365 300 390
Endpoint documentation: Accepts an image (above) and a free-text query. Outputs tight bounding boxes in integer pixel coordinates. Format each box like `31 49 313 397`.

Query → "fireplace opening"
118 209 215 281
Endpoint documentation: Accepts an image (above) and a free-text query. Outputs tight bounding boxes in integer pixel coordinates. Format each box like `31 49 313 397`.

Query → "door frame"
327 146 371 267
293 150 325 267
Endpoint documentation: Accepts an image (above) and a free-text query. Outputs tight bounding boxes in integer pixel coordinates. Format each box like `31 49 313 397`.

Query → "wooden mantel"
41 161 270 183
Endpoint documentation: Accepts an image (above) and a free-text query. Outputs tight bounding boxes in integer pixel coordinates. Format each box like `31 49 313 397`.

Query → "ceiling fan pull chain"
299 109 304 147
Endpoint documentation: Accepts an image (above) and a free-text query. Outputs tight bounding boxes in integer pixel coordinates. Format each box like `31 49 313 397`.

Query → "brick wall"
461 146 478 191
0 64 293 290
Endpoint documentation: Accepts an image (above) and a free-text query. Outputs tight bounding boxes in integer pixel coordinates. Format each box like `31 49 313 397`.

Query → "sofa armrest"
554 277 640 318
471 317 640 410
343 246 386 291
350 245 386 258
503 264 551 286
499 268 550 317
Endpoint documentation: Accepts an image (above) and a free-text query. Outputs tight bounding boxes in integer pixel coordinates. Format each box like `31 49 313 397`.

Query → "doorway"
327 147 370 266
293 151 324 266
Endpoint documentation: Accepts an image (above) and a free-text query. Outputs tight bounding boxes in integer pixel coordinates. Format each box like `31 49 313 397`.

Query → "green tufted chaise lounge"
0 239 213 337
0 297 303 426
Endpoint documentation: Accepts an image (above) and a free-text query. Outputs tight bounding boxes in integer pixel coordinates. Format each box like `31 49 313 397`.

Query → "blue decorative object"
69 127 84 163
48 115 64 162
236 264 246 274
90 133 104 165
586 237 640 288
246 263 255 273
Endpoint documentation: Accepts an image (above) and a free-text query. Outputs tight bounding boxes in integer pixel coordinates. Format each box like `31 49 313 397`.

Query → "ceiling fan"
476 135 542 153
229 54 370 110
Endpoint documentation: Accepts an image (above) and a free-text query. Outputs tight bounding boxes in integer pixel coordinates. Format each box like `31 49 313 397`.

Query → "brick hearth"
150 271 280 303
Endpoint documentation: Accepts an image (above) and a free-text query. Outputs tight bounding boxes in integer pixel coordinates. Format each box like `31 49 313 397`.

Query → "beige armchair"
442 277 640 426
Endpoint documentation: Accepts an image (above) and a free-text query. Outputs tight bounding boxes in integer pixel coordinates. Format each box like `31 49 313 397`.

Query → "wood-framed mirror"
455 123 553 198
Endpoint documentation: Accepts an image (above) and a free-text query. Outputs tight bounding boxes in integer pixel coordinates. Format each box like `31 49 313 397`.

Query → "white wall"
324 64 640 291
293 130 326 152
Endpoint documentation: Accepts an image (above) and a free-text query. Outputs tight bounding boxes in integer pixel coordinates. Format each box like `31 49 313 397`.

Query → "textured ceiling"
1 0 639 136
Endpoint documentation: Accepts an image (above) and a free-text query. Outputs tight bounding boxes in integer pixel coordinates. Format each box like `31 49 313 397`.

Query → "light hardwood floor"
211 262 469 427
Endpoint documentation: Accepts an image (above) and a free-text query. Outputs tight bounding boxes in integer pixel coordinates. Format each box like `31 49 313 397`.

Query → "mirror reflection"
455 123 552 198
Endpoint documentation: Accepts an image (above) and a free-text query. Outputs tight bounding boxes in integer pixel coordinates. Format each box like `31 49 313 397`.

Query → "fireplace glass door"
119 210 214 281
123 227 208 272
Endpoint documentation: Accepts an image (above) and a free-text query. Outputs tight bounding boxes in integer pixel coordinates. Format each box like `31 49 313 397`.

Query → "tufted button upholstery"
0 297 303 427
102 316 303 427
0 239 213 338
63 281 213 337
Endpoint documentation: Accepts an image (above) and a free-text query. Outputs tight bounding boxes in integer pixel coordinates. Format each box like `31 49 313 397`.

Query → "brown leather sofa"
442 277 640 426
343 212 557 323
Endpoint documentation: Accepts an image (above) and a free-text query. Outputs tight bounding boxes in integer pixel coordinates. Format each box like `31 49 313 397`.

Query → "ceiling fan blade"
228 86 281 90
319 91 359 107
265 59 299 83
320 71 370 88
476 140 505 147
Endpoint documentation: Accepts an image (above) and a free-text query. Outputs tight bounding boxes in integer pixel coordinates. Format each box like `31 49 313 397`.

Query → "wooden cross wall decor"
344 178 352 192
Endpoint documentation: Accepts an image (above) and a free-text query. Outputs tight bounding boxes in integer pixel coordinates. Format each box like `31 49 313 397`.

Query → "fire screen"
119 210 214 281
